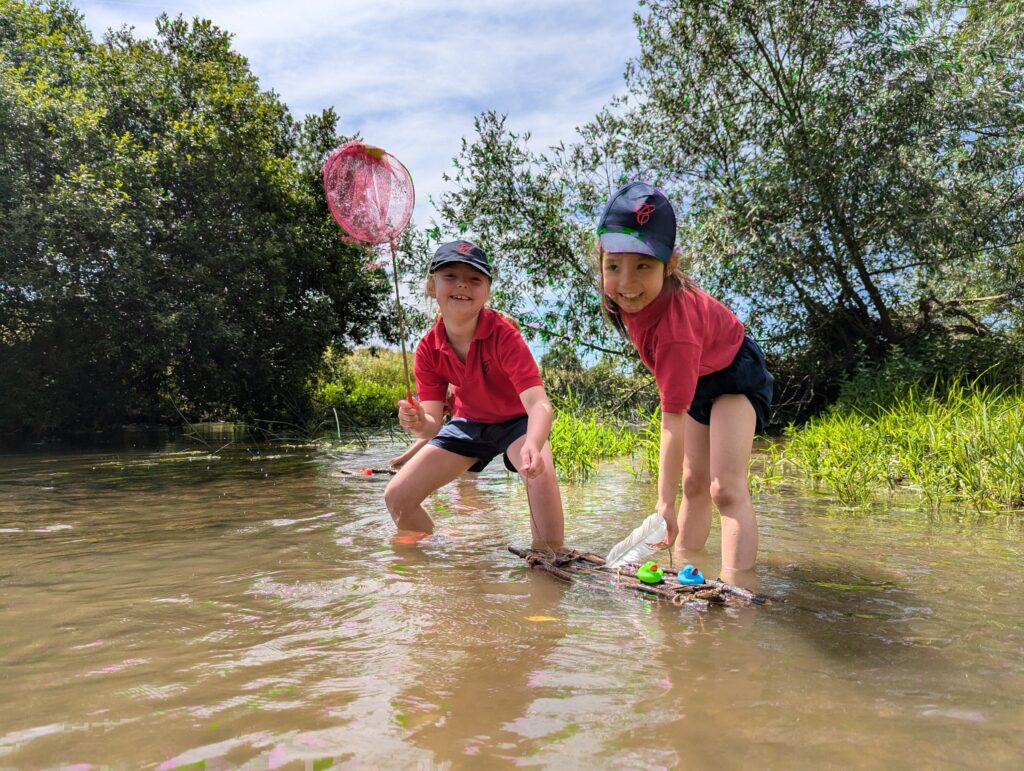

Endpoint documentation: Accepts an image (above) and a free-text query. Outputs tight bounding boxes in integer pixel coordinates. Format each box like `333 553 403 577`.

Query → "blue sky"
76 0 642 229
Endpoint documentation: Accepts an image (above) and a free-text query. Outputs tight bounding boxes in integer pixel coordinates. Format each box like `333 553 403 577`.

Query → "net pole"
388 239 414 401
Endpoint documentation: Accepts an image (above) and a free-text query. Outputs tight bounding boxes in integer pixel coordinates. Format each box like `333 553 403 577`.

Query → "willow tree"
627 0 1023 360
432 0 1023 383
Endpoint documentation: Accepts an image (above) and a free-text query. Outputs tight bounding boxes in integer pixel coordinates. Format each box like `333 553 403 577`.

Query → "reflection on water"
1 430 1022 767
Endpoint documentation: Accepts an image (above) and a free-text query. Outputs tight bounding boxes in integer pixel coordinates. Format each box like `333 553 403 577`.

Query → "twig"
211 440 234 455
520 323 628 357
707 578 769 605
165 395 212 452
337 467 397 476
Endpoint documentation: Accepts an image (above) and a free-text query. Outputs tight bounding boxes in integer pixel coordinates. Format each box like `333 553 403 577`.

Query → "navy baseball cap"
429 240 491 278
596 181 676 263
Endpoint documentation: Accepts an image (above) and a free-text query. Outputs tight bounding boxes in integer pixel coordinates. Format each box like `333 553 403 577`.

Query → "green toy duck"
636 561 665 584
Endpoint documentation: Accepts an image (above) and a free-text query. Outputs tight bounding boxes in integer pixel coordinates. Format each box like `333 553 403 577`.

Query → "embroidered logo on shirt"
481 358 491 374
636 203 656 225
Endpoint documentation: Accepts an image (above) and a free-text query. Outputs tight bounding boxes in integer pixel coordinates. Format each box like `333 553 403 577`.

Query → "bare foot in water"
392 530 430 546
718 565 761 592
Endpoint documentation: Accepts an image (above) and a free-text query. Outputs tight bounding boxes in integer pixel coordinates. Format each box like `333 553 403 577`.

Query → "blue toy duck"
677 564 705 585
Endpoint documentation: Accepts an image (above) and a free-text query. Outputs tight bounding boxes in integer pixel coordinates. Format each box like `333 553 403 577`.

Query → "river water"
1 430 1022 768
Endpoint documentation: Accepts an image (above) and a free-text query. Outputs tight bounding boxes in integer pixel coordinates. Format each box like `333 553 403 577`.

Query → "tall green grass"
549 391 636 482
632 407 662 480
621 406 782 490
782 379 1024 511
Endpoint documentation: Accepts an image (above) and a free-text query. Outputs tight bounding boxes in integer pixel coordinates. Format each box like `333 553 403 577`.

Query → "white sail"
604 512 667 568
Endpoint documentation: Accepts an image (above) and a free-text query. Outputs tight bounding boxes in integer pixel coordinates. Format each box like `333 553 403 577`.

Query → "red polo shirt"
414 308 543 423
622 284 745 414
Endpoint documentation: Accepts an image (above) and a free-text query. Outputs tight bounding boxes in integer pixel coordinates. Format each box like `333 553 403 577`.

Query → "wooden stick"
338 467 397 476
389 240 414 401
528 560 577 583
707 578 769 605
509 545 771 606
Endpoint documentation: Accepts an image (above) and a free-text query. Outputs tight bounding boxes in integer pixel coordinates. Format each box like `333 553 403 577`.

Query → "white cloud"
75 0 640 227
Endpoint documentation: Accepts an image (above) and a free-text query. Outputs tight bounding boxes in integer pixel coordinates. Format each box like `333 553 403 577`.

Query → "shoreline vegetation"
4 2 1023 516
313 348 1024 516
779 380 1024 512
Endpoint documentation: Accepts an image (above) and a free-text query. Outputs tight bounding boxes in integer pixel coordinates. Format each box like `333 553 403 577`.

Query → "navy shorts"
688 335 774 432
427 415 529 472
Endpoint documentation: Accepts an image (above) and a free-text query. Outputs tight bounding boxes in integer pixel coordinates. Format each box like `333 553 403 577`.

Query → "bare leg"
383 445 475 535
676 415 712 555
709 395 758 571
505 436 565 551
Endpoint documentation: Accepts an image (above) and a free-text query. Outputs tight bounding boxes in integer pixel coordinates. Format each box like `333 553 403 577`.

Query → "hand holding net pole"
322 141 416 400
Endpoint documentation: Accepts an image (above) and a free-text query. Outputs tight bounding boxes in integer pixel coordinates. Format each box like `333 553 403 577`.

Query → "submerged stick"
337 467 397 476
707 578 768 606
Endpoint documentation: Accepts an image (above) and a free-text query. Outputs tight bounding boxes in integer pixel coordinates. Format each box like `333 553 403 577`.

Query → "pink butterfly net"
322 141 414 245
322 140 417 403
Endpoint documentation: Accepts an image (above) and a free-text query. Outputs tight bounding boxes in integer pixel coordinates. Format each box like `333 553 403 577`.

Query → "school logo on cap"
636 203 656 225
455 242 473 255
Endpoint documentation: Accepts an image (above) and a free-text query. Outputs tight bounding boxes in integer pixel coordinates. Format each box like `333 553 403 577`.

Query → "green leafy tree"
429 111 630 359
0 1 392 434
431 0 1024 400
627 0 1023 358
540 340 584 373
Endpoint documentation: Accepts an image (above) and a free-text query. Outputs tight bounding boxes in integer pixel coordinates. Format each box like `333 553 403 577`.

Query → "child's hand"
648 506 679 550
518 443 544 479
397 398 424 433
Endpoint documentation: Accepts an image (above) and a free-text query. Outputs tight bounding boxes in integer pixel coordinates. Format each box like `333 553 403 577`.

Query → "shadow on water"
766 560 945 663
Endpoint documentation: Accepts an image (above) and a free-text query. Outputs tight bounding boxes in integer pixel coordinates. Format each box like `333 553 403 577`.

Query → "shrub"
310 347 408 428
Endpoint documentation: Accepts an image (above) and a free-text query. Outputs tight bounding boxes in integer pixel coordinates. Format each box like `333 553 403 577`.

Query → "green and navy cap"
596 181 676 263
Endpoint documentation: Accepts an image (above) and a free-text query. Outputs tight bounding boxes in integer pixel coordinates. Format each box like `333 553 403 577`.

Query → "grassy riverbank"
779 380 1024 511
312 348 408 430
547 393 668 483
316 350 1024 513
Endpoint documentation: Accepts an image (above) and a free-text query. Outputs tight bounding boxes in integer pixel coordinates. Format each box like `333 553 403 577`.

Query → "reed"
782 379 1024 511
549 391 636 482
631 406 662 481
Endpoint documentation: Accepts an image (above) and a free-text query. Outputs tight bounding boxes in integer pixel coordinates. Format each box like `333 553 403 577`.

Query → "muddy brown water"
1 430 1022 768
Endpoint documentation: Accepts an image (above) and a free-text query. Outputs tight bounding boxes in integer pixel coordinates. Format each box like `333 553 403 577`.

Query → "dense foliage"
0 1 392 434
4 0 1022 439
311 348 408 430
425 0 1024 416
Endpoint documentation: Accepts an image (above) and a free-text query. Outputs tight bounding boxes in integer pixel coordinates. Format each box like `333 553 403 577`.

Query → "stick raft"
508 546 771 610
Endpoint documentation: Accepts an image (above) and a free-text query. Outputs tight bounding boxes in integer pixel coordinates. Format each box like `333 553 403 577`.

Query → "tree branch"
521 322 627 357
